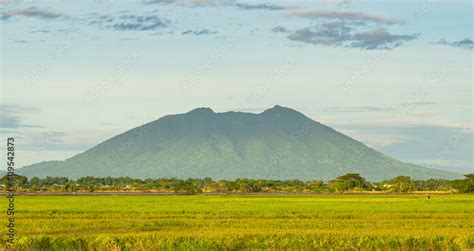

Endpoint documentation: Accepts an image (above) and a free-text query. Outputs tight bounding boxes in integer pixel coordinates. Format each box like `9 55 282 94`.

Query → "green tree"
173 179 203 195
385 176 412 192
0 174 28 190
329 173 369 192
451 174 474 193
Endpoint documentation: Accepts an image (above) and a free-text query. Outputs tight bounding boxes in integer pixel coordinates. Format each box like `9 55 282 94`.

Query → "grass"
2 194 473 250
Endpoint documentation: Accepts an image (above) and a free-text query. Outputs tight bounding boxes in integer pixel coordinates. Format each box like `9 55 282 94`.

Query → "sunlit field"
3 194 474 250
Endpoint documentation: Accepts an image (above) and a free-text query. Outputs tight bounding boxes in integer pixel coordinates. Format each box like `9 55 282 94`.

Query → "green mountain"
17 106 461 181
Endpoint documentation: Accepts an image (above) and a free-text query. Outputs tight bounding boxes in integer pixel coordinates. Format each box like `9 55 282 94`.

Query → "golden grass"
2 194 473 250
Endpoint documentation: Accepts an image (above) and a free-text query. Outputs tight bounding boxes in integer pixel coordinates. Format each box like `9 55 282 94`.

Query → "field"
2 194 474 250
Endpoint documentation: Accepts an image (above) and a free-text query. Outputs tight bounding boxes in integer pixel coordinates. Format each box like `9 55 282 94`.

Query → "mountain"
17 106 461 181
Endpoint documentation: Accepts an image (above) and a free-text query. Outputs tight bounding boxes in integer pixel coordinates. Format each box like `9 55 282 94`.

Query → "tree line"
1 173 473 194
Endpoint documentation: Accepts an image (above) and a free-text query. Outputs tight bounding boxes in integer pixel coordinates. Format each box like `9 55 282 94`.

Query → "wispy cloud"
31 29 50 33
373 124 472 173
399 101 437 107
0 105 43 128
144 0 216 5
282 9 417 50
1 7 63 20
144 0 299 10
288 10 403 25
235 3 300 11
271 26 289 33
326 0 353 4
350 28 419 50
324 102 437 113
90 14 168 31
288 22 351 46
13 39 29 43
143 0 176 3
324 106 396 113
0 0 22 3
182 28 216 35
333 123 472 166
436 38 474 49
21 129 114 152
287 25 418 50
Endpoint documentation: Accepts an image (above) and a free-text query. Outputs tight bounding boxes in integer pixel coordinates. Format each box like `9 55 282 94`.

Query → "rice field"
2 194 474 250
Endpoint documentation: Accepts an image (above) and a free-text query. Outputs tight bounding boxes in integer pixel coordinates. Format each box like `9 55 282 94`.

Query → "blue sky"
0 0 472 174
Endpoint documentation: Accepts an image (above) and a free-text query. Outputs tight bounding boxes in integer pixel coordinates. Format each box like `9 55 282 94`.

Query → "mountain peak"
261 105 307 120
262 105 292 113
270 104 286 110
188 107 215 114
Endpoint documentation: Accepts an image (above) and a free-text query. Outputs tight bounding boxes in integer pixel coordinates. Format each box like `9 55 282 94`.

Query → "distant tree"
222 180 239 192
0 174 28 190
384 176 412 192
16 174 474 194
77 176 99 191
236 179 262 192
306 180 328 192
329 173 369 192
451 174 474 193
283 179 305 192
419 179 449 191
65 181 78 192
173 179 203 195
464 174 474 180
27 177 41 190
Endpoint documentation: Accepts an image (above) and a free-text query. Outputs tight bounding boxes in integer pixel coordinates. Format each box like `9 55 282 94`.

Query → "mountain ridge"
17 106 461 181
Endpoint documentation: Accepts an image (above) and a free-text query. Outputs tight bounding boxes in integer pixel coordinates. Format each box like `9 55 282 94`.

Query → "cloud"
334 123 473 169
90 14 168 31
182 28 217 35
143 0 176 3
31 29 50 33
19 130 113 152
399 101 437 106
113 15 167 31
288 10 403 25
235 3 300 11
326 0 353 4
324 102 436 113
436 38 474 49
1 7 63 20
373 125 473 172
0 105 43 128
324 106 396 113
453 39 474 48
144 0 216 5
288 22 352 46
281 9 416 50
350 28 419 50
287 23 418 50
271 26 289 33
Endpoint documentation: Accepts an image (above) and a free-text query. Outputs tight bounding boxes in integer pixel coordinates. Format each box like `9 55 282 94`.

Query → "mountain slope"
18 106 461 181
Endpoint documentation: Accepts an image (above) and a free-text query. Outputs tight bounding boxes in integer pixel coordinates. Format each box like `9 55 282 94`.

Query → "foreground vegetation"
2 173 473 194
2 195 473 249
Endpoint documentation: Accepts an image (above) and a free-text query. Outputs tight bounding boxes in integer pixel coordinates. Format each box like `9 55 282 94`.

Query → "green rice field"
2 194 474 250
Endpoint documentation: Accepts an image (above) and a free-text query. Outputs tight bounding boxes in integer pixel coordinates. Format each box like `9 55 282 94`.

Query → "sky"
0 0 472 174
